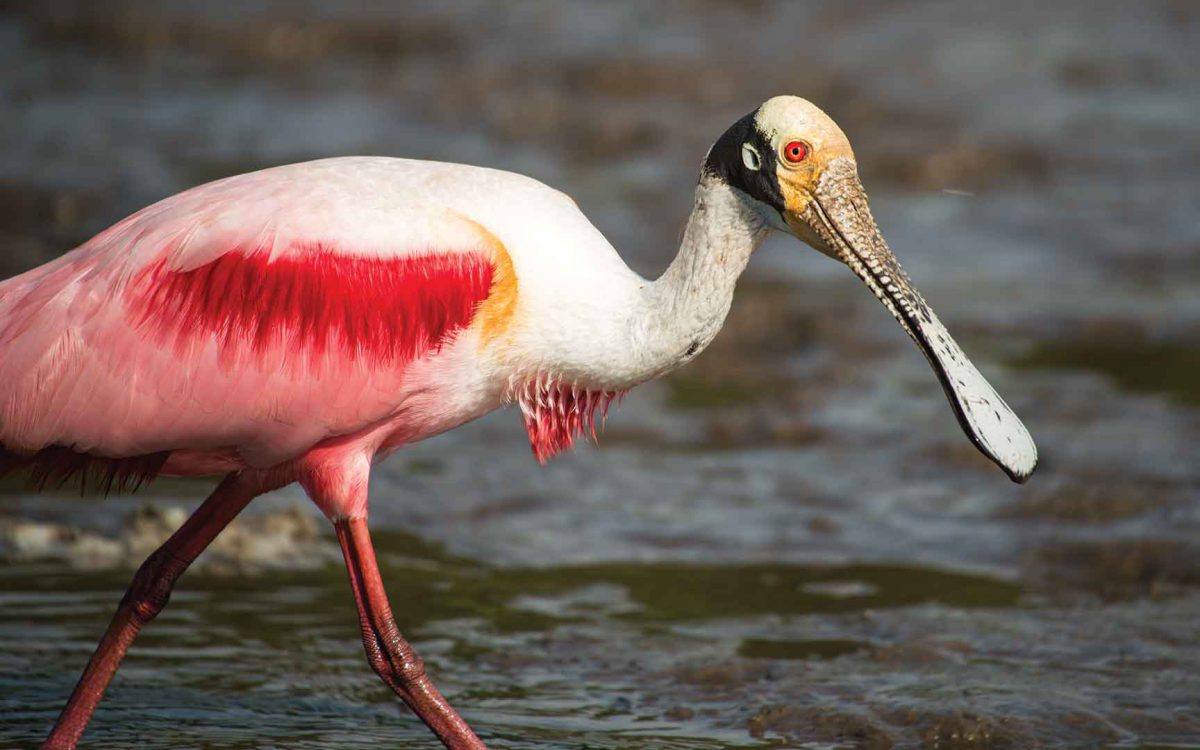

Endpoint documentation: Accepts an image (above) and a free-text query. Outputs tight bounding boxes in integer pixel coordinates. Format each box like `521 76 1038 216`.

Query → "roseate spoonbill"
3 96 1037 750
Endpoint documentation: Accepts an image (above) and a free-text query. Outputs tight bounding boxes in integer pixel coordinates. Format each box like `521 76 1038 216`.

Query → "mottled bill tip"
915 308 1039 484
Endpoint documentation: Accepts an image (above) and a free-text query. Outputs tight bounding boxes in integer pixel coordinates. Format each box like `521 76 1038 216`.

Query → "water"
2 1 1200 748
0 525 1159 750
0 533 1022 749
4 492 1198 748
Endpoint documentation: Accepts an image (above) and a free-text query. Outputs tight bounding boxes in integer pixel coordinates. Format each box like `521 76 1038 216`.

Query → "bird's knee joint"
392 651 427 686
372 638 426 687
124 548 185 623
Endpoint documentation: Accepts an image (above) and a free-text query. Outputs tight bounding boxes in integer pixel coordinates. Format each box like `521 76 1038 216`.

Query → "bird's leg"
334 517 489 750
42 472 264 750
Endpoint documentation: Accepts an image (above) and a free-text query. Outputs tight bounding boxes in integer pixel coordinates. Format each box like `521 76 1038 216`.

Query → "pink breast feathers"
130 246 496 370
516 374 625 463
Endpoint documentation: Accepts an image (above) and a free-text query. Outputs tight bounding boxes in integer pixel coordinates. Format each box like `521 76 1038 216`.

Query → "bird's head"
704 95 1038 483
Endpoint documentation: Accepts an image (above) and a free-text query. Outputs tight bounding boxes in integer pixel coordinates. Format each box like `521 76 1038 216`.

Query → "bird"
1 95 1037 750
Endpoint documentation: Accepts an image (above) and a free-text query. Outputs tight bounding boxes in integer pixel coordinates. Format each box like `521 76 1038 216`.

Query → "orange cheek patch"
780 177 815 215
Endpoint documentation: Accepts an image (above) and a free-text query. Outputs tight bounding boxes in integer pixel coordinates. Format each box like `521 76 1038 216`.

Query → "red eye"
783 140 809 164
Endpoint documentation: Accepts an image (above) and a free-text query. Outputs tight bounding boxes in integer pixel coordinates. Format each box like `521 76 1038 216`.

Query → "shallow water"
6 521 1195 750
2 1 1200 748
0 530 1022 749
4 487 1199 749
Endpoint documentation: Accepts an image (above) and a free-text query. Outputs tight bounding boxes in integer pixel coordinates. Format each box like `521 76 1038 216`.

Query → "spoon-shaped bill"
791 159 1038 483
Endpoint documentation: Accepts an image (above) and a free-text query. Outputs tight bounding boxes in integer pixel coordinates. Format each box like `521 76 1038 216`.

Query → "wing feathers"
129 245 495 371
0 160 526 486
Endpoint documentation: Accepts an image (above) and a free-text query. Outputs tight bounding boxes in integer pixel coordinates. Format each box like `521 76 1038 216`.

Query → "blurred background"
1 2 1198 748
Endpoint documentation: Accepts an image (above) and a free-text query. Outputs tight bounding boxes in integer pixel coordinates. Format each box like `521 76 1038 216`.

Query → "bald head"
754 95 854 161
702 96 856 221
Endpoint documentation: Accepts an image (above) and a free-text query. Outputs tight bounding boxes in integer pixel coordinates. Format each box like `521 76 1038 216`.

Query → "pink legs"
40 467 484 750
42 473 263 750
334 517 488 750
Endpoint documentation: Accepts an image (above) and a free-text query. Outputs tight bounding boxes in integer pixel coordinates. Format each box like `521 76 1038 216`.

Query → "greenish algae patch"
347 535 1023 633
1013 336 1200 405
6 529 1019 644
484 562 1019 623
0 527 1022 675
738 638 865 660
664 373 766 410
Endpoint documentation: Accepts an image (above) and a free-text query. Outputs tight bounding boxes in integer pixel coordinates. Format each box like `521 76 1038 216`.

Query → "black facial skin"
701 109 785 213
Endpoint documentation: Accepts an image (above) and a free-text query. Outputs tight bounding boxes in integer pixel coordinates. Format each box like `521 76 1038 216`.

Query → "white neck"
509 176 769 395
626 176 769 381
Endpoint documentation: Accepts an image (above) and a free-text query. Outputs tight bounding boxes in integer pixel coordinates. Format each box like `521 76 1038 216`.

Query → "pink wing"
0 159 499 489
